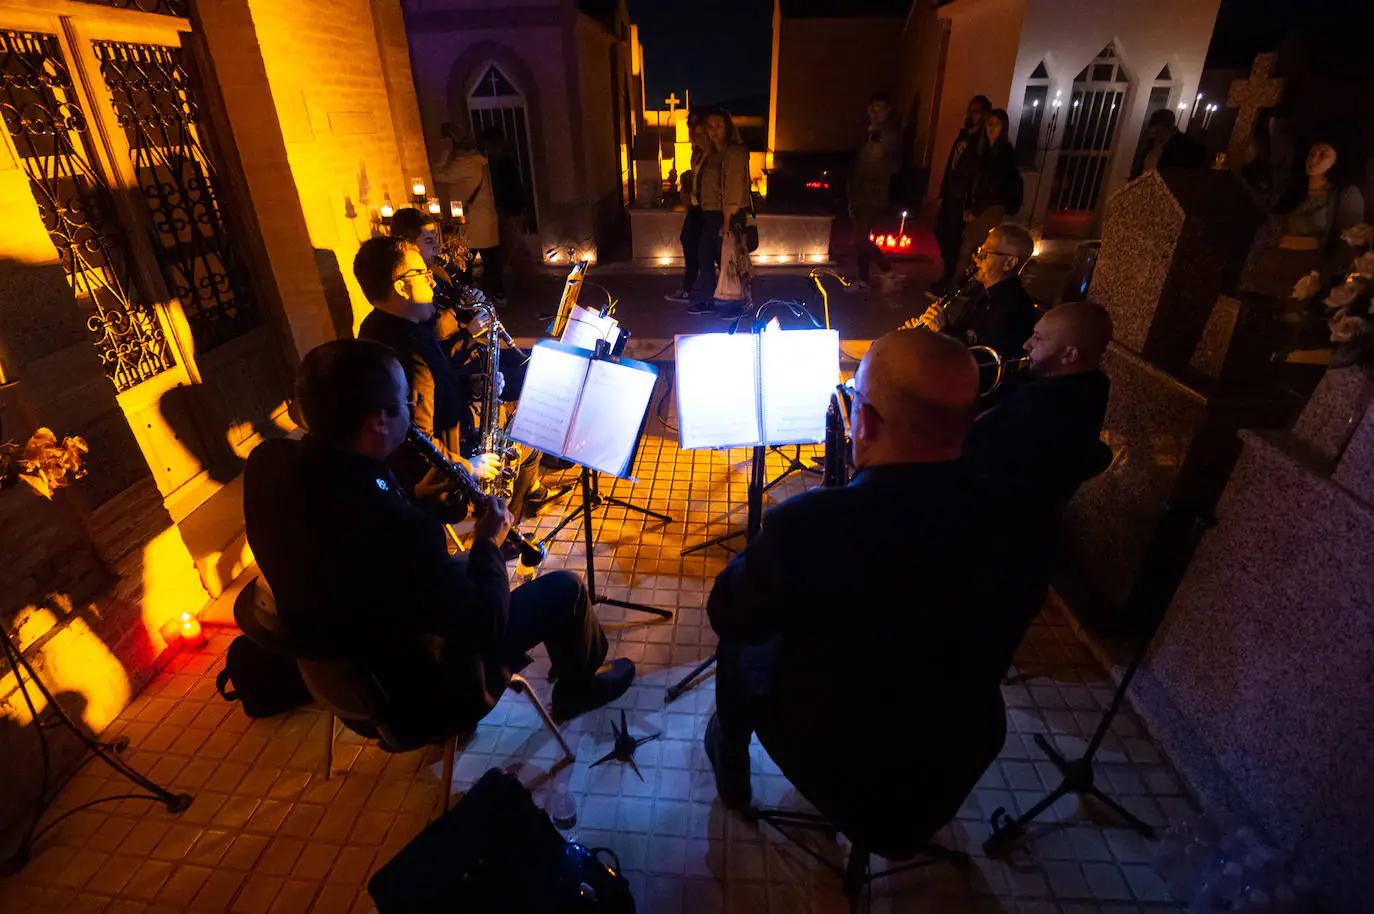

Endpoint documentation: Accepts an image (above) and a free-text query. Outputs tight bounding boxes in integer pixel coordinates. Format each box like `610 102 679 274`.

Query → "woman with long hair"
686 108 753 317
955 108 1023 281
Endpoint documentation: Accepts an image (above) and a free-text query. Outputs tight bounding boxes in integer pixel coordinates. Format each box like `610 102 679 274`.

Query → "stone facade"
1 0 426 844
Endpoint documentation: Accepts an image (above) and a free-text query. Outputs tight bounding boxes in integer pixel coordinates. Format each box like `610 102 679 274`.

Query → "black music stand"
664 445 766 702
983 507 1213 856
1 628 192 873
539 465 675 621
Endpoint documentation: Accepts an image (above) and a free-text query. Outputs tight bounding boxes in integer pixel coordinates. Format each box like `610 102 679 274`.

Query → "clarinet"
405 425 547 568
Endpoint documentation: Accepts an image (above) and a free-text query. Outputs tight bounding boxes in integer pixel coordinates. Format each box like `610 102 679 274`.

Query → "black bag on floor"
215 635 313 719
369 768 635 914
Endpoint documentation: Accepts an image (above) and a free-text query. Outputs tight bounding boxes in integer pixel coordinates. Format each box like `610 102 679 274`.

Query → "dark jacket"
358 307 474 468
707 462 1025 851
940 126 983 204
968 139 1022 216
1131 129 1208 179
243 436 511 740
964 370 1111 508
944 275 1041 365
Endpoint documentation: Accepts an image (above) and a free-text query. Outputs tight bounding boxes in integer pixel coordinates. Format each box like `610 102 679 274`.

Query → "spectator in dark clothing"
704 331 1020 855
849 91 902 291
243 339 634 744
1131 108 1208 179
955 109 1023 280
932 95 992 295
665 114 710 303
480 128 530 271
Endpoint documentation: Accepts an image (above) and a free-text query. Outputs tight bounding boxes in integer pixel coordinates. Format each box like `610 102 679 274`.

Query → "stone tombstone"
1090 169 1264 376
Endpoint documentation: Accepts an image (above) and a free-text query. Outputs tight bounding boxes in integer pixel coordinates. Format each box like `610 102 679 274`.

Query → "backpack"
369 768 635 913
216 635 313 719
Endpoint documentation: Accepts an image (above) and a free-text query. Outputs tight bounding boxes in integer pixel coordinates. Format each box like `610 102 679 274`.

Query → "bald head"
853 331 979 467
1023 302 1114 376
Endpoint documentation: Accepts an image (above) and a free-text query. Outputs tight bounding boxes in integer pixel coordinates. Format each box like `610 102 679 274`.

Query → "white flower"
1290 271 1322 301
1356 251 1374 279
1343 224 1374 247
1330 311 1369 343
1324 279 1363 309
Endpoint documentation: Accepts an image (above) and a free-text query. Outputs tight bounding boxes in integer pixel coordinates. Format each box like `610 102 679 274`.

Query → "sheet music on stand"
561 304 621 353
674 328 840 450
508 340 658 478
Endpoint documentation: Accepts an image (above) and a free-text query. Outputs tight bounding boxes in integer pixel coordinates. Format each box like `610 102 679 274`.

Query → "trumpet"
968 347 1032 398
405 424 547 568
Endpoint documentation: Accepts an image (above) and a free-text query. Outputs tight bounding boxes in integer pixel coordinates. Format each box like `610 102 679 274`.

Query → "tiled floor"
0 431 1190 913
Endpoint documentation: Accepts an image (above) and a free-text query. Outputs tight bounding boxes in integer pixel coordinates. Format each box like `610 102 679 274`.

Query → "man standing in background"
931 95 992 297
849 91 902 292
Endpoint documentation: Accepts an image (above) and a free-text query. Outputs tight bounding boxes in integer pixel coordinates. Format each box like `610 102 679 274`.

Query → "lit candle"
412 177 425 198
179 612 206 649
427 197 441 215
899 209 908 238
380 193 394 219
451 200 464 222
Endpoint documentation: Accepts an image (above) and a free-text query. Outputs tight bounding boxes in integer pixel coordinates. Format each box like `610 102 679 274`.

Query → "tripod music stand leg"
680 527 745 556
603 494 674 524
664 653 716 703
538 502 588 547
576 468 674 622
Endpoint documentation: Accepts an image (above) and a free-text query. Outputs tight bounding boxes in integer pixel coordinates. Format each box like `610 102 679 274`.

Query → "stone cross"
664 93 680 115
1225 53 1285 164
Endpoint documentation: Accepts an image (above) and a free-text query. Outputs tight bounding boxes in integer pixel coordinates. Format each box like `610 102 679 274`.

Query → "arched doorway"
467 63 538 232
1048 43 1131 215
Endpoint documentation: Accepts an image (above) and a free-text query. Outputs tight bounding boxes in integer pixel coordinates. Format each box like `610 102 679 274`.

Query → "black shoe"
716 306 746 321
704 712 752 810
686 301 716 315
525 482 573 516
551 658 636 723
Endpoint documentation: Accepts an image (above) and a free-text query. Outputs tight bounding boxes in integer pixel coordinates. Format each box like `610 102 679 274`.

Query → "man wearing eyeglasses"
908 223 1040 373
355 236 500 488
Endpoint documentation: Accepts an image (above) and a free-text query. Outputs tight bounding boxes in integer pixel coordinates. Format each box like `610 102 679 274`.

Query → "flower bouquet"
1290 224 1374 370
0 428 89 499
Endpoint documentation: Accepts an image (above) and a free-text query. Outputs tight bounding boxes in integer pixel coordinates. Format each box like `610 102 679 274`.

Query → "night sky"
627 0 1356 114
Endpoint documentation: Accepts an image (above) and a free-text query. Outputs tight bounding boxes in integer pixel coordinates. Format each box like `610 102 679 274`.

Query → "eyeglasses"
396 267 434 283
975 247 1020 260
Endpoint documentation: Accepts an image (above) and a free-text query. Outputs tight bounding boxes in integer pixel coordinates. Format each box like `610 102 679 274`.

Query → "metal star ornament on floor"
587 709 660 780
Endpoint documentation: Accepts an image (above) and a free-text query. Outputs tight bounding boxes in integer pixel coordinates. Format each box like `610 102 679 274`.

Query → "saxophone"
470 297 522 501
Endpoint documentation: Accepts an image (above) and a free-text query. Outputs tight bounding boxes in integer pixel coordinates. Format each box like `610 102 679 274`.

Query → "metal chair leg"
510 674 576 764
325 714 336 780
440 739 456 815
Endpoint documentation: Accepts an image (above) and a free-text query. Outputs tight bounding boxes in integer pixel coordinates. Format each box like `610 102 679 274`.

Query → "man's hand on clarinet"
414 466 469 523
905 302 947 332
473 494 513 546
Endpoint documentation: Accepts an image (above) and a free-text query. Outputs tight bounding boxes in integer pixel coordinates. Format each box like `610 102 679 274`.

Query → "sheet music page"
508 342 590 460
564 358 658 477
561 305 617 352
760 328 840 445
674 333 761 450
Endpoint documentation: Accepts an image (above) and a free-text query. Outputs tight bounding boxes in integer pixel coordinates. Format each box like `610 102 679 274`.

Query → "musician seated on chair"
963 301 1113 509
354 236 561 542
388 207 522 398
908 223 1040 369
703 330 1014 855
243 339 635 742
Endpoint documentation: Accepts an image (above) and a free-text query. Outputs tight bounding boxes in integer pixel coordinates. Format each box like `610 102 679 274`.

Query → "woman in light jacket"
687 109 753 316
433 122 505 303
